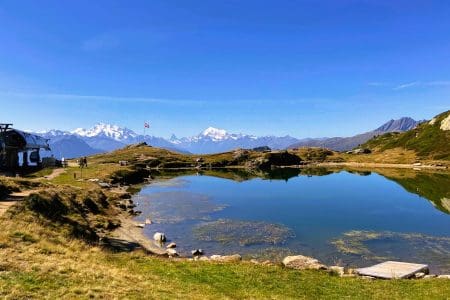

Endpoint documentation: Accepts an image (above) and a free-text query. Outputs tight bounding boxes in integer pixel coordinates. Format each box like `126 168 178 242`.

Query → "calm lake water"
133 169 450 273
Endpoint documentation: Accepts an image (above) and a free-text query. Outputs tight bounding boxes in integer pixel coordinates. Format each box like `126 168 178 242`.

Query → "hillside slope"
361 110 450 160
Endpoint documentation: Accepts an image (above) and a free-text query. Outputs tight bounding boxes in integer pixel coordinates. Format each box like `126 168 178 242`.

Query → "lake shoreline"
111 169 450 276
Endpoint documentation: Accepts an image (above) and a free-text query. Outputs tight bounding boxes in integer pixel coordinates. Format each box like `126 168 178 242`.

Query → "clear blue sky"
0 0 449 138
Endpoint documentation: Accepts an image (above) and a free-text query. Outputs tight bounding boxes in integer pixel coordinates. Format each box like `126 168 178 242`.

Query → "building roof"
0 129 50 151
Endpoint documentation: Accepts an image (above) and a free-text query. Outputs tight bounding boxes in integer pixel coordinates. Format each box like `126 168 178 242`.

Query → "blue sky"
0 0 449 138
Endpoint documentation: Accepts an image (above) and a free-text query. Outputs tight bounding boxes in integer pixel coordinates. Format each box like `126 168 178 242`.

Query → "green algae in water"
136 191 226 223
193 219 295 246
331 230 450 271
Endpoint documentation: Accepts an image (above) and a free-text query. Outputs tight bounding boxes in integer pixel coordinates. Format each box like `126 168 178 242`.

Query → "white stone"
153 232 166 242
437 275 450 279
209 254 242 262
166 248 178 256
440 114 450 131
414 272 426 279
282 255 327 270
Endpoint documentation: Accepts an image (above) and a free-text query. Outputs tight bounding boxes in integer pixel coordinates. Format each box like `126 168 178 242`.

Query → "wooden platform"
356 261 429 279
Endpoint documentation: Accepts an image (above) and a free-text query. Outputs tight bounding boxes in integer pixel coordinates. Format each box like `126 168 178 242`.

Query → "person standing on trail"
83 157 88 168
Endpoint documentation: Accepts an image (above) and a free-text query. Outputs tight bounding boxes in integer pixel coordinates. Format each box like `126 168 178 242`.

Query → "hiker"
83 157 88 168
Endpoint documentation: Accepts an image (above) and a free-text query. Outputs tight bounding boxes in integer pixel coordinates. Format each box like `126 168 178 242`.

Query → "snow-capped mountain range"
72 123 138 141
35 117 419 158
36 123 299 158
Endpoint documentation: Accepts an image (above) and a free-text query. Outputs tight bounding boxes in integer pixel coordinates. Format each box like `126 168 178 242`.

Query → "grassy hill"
361 110 450 161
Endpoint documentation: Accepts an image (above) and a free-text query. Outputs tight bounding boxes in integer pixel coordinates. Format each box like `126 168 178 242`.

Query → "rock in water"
191 249 204 256
282 255 327 270
166 242 177 249
153 232 166 242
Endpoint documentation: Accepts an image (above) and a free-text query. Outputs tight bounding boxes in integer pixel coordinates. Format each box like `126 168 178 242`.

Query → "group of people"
78 156 88 168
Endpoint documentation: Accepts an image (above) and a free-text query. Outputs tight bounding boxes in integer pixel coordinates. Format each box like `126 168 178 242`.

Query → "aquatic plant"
136 191 226 223
193 219 295 246
331 230 450 272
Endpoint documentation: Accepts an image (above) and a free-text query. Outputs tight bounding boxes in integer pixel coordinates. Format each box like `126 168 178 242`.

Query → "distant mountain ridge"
374 117 420 132
362 111 450 160
37 123 186 158
35 117 420 158
169 127 299 154
288 117 420 151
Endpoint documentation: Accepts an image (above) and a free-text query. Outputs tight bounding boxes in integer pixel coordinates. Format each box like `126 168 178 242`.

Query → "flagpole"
143 123 146 143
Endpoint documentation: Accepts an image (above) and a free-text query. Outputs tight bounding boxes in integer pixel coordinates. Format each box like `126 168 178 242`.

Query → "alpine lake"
132 168 450 274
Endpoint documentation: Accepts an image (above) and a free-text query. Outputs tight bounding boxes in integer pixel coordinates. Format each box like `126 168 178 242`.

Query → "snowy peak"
201 127 229 141
71 123 138 141
37 129 71 137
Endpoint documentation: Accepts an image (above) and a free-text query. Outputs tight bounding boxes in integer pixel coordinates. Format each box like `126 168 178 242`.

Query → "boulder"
135 223 145 228
145 218 152 225
423 275 437 279
166 242 176 249
414 272 426 279
210 254 242 262
191 249 204 256
166 248 178 256
282 255 327 270
153 232 166 242
437 275 450 279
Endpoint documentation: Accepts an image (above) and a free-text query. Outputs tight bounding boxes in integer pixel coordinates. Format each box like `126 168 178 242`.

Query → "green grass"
0 186 449 299
1 251 450 299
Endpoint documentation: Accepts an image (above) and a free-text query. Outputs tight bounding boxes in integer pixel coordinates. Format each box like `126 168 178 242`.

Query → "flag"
144 122 150 128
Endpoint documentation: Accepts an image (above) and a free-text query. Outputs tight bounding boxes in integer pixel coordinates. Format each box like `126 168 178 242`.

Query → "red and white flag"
144 122 150 128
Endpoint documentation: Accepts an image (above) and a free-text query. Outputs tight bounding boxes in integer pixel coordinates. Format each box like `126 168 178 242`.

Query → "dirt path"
43 168 66 180
0 190 38 217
